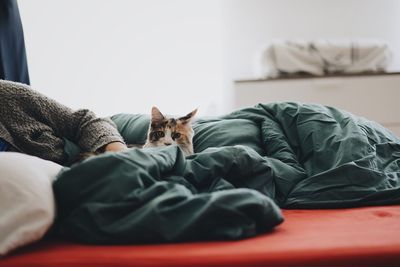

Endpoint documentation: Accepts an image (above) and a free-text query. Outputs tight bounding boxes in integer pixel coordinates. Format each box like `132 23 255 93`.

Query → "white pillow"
0 152 63 256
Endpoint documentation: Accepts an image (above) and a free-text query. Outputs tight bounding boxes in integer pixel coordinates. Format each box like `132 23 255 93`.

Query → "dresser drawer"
234 75 400 126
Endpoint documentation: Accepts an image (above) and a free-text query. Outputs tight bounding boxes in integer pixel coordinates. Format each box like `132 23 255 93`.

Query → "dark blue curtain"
0 0 29 84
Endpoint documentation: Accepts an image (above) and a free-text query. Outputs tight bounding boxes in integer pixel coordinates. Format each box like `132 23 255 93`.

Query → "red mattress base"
2 205 400 267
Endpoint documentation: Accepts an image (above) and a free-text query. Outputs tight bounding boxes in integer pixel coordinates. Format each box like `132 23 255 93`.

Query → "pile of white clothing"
258 40 392 78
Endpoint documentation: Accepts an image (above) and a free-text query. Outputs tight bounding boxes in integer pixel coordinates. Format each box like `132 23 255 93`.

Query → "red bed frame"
2 205 400 267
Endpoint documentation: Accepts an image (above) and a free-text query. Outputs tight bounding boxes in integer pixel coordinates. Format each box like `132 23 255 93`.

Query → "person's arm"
3 81 126 153
34 97 127 153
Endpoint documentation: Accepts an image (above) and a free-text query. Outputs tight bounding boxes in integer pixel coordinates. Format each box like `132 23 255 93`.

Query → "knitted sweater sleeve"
0 80 125 161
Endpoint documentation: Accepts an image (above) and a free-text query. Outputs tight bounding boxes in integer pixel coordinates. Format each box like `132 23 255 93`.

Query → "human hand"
103 141 127 152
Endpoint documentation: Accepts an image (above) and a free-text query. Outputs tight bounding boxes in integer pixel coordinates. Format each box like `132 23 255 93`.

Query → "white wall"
222 0 400 80
18 0 224 117
18 0 400 116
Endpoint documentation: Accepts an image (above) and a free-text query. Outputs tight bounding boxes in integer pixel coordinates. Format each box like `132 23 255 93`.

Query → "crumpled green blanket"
54 102 400 244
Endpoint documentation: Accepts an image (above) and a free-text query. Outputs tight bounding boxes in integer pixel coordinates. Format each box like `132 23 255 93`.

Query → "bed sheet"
2 205 399 267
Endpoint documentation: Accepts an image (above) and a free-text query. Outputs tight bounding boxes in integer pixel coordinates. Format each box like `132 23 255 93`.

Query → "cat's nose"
164 142 172 146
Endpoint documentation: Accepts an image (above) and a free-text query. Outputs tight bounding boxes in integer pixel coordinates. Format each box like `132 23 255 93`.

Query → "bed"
1 205 399 267
1 102 400 265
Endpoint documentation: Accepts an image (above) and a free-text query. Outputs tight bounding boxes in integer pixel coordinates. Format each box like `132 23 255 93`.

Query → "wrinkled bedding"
54 102 400 244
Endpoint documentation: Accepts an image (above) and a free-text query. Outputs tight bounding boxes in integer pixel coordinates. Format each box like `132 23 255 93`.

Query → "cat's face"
143 106 197 156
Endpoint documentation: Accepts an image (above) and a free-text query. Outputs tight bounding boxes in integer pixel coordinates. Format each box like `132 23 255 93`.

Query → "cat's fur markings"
143 106 197 156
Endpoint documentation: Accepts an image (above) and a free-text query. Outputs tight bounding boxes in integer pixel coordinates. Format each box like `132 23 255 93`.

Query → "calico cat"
74 107 197 163
143 106 197 156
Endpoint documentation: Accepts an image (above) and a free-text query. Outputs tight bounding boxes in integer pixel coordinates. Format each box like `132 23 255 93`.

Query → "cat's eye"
155 131 165 138
172 132 181 140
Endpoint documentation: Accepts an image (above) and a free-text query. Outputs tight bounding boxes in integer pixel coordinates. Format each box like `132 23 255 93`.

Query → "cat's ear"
151 106 165 122
179 108 198 124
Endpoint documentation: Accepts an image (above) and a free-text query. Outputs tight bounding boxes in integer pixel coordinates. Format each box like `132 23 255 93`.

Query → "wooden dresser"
234 72 400 137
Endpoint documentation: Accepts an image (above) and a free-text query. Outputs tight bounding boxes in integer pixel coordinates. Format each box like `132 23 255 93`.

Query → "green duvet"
54 102 400 244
